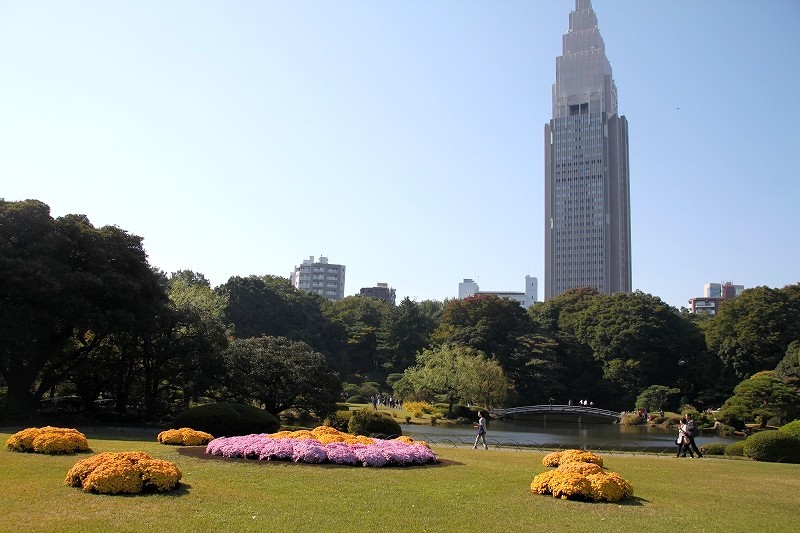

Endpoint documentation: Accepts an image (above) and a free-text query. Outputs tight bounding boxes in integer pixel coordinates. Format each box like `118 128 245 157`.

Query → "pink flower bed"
205 429 437 467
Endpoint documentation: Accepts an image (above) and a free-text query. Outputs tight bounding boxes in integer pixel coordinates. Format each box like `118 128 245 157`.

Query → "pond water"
404 419 742 452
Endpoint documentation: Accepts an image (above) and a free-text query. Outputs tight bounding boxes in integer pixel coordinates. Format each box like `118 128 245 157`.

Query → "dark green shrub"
173 403 279 437
346 395 368 404
359 382 381 398
620 413 642 426
348 409 402 437
323 410 353 432
699 443 727 456
279 408 312 424
742 430 800 463
724 440 746 457
650 416 667 425
718 413 746 431
778 420 800 440
342 383 360 397
446 404 474 419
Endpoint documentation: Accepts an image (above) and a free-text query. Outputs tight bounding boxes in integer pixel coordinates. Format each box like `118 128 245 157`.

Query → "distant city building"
688 281 744 315
704 282 744 300
290 256 346 301
360 282 396 305
544 0 632 300
458 276 538 308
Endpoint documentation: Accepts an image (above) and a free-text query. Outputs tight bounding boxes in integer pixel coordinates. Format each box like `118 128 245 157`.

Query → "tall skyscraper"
544 0 631 300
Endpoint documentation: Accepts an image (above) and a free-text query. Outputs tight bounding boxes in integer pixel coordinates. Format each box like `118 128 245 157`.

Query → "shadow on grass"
176 445 463 468
71 482 193 498
618 496 648 506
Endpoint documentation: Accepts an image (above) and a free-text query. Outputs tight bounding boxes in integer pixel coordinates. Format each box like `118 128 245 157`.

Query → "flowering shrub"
65 452 181 494
531 457 633 502
5 427 89 454
205 426 437 467
403 401 436 418
157 427 214 446
541 449 603 467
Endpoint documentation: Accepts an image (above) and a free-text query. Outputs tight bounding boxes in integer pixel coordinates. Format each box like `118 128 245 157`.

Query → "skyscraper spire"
544 1 631 300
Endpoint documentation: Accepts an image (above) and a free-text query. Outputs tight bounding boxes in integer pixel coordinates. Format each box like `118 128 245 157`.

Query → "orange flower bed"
5 427 89 454
531 453 633 502
65 452 182 494
157 427 214 446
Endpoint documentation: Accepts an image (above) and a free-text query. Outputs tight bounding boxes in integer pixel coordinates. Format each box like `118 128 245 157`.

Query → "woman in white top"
676 417 695 458
473 411 488 450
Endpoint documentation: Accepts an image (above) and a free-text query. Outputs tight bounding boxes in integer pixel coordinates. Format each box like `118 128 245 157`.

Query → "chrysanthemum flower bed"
5 426 90 454
205 426 437 467
65 452 182 494
157 427 214 446
532 450 632 502
541 449 603 467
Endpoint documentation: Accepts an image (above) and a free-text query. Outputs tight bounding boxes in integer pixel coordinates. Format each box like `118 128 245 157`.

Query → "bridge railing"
491 405 622 420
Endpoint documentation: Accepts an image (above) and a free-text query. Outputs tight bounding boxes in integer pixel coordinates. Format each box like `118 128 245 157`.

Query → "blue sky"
2 1 799 310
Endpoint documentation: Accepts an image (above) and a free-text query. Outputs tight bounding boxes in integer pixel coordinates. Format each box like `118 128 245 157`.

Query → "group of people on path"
676 413 703 458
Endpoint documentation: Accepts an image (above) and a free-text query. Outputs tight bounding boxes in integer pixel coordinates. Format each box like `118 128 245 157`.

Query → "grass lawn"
2 427 798 532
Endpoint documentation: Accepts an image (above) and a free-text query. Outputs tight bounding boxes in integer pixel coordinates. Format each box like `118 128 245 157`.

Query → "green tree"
322 296 393 375
219 336 342 416
220 275 333 349
0 199 165 411
635 385 680 412
569 291 707 408
704 285 800 381
462 354 510 409
159 272 230 409
402 344 496 417
377 297 436 372
719 373 800 428
431 294 539 402
775 341 800 391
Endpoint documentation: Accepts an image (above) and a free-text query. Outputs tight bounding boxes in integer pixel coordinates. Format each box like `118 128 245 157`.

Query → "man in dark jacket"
685 413 703 458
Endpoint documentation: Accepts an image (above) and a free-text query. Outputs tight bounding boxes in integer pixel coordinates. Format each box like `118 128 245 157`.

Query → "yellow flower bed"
266 426 429 448
541 449 603 467
394 435 431 448
5 426 89 454
157 427 214 446
531 458 633 502
65 452 182 494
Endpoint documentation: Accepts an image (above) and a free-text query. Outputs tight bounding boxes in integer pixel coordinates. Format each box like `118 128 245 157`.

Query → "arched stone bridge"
491 404 622 422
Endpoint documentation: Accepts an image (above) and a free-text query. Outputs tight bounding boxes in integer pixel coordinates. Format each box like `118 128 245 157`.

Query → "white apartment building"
290 256 346 301
458 276 538 308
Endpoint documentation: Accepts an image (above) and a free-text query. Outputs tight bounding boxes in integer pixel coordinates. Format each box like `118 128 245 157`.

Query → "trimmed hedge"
323 410 353 432
346 395 368 404
348 409 402 437
698 442 727 456
742 430 800 463
173 403 279 437
778 420 800 440
724 440 746 457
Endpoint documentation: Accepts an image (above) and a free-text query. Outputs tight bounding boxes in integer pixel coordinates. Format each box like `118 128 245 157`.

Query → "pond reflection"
404 418 741 452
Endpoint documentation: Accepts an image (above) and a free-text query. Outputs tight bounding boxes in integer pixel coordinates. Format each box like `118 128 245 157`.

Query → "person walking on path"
685 413 703 457
675 417 695 458
473 411 488 450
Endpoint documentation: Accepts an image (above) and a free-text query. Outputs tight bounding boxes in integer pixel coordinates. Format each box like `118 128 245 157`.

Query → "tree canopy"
0 199 165 410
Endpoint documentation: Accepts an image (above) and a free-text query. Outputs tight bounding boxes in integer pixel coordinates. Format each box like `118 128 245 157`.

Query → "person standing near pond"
675 417 695 458
473 411 488 450
685 413 703 458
